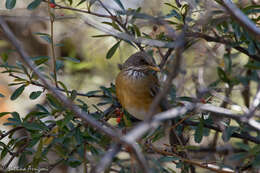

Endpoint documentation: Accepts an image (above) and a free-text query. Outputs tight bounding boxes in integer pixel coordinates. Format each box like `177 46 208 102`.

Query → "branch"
148 143 234 173
0 16 150 173
147 32 186 119
222 0 260 41
47 0 58 87
80 15 176 48
0 126 24 140
0 16 120 140
42 0 112 19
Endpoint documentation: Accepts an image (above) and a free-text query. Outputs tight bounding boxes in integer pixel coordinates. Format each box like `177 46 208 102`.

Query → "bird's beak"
148 65 160 72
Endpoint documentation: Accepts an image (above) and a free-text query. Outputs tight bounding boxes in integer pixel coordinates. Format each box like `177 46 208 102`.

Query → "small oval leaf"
10 85 25 100
106 41 121 59
27 0 42 10
29 91 42 100
6 0 16 9
113 0 125 11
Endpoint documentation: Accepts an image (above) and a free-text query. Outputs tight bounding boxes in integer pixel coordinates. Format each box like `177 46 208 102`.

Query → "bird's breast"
115 70 160 120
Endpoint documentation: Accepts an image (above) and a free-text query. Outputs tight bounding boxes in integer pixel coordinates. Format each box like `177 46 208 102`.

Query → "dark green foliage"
5 0 16 9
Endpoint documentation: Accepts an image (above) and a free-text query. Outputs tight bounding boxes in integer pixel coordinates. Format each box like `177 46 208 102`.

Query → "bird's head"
121 52 160 77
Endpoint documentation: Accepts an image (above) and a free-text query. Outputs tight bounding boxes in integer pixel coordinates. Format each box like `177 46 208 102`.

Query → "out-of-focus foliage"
1 0 260 172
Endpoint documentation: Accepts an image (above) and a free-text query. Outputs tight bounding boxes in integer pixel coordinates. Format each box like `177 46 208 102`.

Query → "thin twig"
159 48 174 69
148 144 234 173
47 0 58 87
0 126 24 140
91 143 122 173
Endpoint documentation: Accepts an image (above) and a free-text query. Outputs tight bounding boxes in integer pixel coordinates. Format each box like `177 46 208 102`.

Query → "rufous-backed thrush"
115 51 161 120
115 51 187 147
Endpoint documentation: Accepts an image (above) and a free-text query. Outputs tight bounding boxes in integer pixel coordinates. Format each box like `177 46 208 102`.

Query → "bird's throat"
124 68 146 80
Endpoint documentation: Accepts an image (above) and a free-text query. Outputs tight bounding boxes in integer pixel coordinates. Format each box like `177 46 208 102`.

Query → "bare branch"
80 15 176 48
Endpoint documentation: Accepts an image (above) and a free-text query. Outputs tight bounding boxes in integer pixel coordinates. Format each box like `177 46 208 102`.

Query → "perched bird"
115 51 161 120
115 51 186 146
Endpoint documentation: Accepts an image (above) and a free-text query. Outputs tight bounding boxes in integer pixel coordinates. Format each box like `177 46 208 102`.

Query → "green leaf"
106 41 121 59
46 94 62 109
40 35 52 44
102 22 122 31
0 112 10 117
29 91 42 100
133 24 141 37
27 0 42 10
1 147 8 159
217 67 229 83
23 122 47 131
164 3 179 11
252 154 260 168
70 90 77 101
222 126 238 142
113 0 125 11
92 34 111 38
0 93 4 98
4 112 22 126
66 157 82 167
89 0 97 7
248 41 256 55
245 61 260 69
62 57 80 63
36 104 49 113
18 152 28 168
1 52 8 62
229 152 247 160
249 145 260 155
31 56 49 66
67 0 72 5
194 118 204 143
85 90 100 97
77 0 86 6
58 81 69 96
235 142 250 151
10 85 25 100
5 0 16 9
159 156 179 162
165 10 182 20
34 33 52 43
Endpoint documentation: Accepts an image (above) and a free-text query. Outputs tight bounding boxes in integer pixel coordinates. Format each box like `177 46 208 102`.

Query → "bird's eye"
140 59 147 65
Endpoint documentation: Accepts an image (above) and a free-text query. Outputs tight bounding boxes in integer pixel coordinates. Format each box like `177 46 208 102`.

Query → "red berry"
200 98 206 104
115 108 121 116
49 3 56 8
116 117 121 123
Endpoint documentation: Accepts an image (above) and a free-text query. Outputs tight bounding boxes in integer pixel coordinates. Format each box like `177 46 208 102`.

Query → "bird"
115 51 187 147
115 51 161 120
